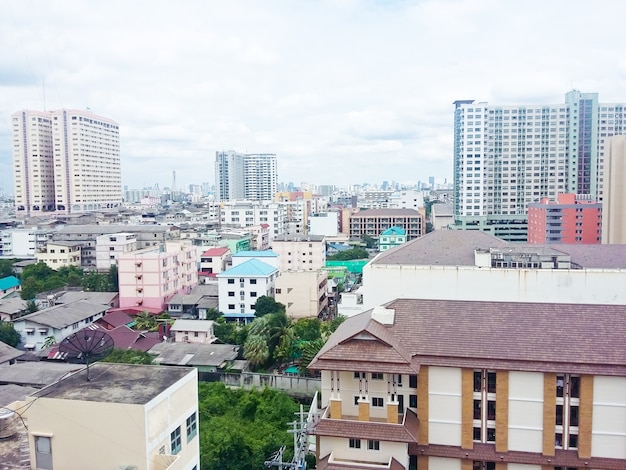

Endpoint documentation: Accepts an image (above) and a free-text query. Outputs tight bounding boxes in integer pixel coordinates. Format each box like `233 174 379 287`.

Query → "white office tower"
452 91 626 241
215 150 277 201
12 109 121 216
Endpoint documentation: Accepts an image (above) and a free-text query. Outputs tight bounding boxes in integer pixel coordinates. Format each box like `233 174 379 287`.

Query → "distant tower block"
172 170 177 193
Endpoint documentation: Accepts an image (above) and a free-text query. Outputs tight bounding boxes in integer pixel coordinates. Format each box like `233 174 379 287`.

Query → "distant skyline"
2 0 626 195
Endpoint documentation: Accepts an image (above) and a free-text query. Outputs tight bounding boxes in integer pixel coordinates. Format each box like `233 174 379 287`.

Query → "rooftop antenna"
59 329 114 381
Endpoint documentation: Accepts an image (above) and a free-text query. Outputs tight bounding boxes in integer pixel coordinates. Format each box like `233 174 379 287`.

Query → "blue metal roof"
232 250 278 258
0 276 20 291
218 258 277 277
381 226 406 236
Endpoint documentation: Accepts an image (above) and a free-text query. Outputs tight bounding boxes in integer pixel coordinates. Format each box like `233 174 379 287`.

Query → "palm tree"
42 335 57 349
244 334 270 367
134 311 157 330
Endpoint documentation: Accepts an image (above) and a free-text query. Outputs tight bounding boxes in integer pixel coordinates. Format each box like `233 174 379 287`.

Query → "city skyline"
2 1 626 195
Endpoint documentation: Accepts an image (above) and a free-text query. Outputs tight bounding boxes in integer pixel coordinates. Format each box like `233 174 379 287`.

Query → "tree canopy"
198 382 300 470
254 296 286 317
327 247 369 261
0 321 20 347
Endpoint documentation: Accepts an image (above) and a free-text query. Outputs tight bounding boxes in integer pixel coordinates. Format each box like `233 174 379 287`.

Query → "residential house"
170 319 216 343
0 276 20 297
198 246 231 281
35 241 82 269
149 342 240 374
379 227 407 251
167 284 219 318
12 300 108 351
309 298 626 470
0 298 29 322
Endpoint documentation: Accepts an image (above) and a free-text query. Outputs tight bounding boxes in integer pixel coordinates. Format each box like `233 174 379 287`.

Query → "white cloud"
1 0 626 194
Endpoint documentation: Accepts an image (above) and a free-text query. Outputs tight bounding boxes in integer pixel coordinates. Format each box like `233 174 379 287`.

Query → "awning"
24 343 35 349
25 328 35 332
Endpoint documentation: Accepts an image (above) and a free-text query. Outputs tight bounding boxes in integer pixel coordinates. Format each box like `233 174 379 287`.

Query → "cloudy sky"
1 0 626 194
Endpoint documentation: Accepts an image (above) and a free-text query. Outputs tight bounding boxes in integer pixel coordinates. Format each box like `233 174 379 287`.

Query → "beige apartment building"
272 234 326 272
23 363 199 470
12 109 121 217
602 135 626 244
349 209 423 241
274 270 328 319
309 298 626 470
35 241 82 269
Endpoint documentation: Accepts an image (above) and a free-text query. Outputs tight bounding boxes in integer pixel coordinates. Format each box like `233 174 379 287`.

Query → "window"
372 397 384 407
354 372 365 379
34 436 52 470
250 279 257 284
555 374 580 450
186 413 197 441
227 279 235 284
473 370 496 443
371 372 383 380
228 304 235 310
228 291 235 297
367 440 380 451
472 462 495 470
409 375 417 388
171 426 182 455
250 292 257 297
409 394 417 408
348 438 361 449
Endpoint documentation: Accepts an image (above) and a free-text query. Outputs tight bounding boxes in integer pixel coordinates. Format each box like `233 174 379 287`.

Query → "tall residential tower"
12 109 121 216
215 150 277 201
452 91 626 241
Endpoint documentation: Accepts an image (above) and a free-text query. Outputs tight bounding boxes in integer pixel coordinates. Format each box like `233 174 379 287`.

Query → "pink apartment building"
118 242 198 311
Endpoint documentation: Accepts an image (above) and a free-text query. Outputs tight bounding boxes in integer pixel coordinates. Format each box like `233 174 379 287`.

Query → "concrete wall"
428 366 462 446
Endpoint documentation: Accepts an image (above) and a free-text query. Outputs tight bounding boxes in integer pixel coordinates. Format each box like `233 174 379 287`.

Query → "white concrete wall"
428 457 461 470
507 465 541 470
319 436 407 467
428 367 462 446
363 264 626 309
508 371 544 452
592 376 626 459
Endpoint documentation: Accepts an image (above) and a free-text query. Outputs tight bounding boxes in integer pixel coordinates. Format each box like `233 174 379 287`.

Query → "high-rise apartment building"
602 135 626 244
12 109 121 216
453 91 626 241
215 150 277 201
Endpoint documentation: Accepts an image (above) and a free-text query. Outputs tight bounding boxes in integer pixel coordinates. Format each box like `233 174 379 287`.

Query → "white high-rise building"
215 150 277 201
12 109 121 217
452 91 626 240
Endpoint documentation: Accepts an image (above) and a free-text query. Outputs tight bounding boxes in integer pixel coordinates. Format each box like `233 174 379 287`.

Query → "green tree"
0 321 20 347
107 265 119 291
214 319 248 345
293 318 322 342
362 234 376 249
0 259 16 278
20 277 43 300
327 247 369 261
26 300 39 313
254 296 286 317
133 311 157 330
102 348 155 364
243 334 270 366
42 336 57 349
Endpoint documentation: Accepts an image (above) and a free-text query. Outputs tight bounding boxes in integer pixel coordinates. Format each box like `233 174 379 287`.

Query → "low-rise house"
0 276 20 297
149 342 240 373
12 300 108 351
198 246 231 280
0 341 23 365
167 284 219 318
170 319 216 343
21 363 199 470
0 362 82 387
0 297 29 322
379 226 407 251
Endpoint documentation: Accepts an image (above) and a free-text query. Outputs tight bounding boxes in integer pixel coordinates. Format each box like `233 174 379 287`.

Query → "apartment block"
35 241 82 269
198 247 231 279
23 363 199 470
95 232 138 271
602 135 626 244
349 209 423 241
452 91 626 241
220 200 286 239
272 234 326 272
309 298 626 470
215 150 277 201
118 242 198 311
12 109 121 217
274 270 328 319
527 193 602 244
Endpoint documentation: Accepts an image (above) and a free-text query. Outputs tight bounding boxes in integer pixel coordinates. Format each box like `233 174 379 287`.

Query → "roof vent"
371 306 395 325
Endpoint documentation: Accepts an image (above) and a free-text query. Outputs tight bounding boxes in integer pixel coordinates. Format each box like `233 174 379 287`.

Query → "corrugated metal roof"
218 258 277 277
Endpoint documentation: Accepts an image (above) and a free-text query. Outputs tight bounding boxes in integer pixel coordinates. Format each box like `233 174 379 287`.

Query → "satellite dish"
59 330 114 381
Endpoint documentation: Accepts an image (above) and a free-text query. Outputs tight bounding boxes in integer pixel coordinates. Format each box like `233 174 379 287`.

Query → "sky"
1 0 626 194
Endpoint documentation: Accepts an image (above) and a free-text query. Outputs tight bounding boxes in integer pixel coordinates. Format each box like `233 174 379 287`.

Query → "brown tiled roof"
316 413 417 444
310 298 626 376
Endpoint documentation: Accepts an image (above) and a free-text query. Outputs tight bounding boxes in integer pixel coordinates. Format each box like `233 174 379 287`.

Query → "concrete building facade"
272 235 326 272
602 135 626 244
349 209 423 241
95 232 139 271
527 193 602 244
12 109 121 217
215 150 277 201
309 298 626 470
118 242 198 311
274 270 328 319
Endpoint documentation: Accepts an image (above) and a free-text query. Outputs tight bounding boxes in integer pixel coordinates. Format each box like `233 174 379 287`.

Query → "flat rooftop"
31 363 194 405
